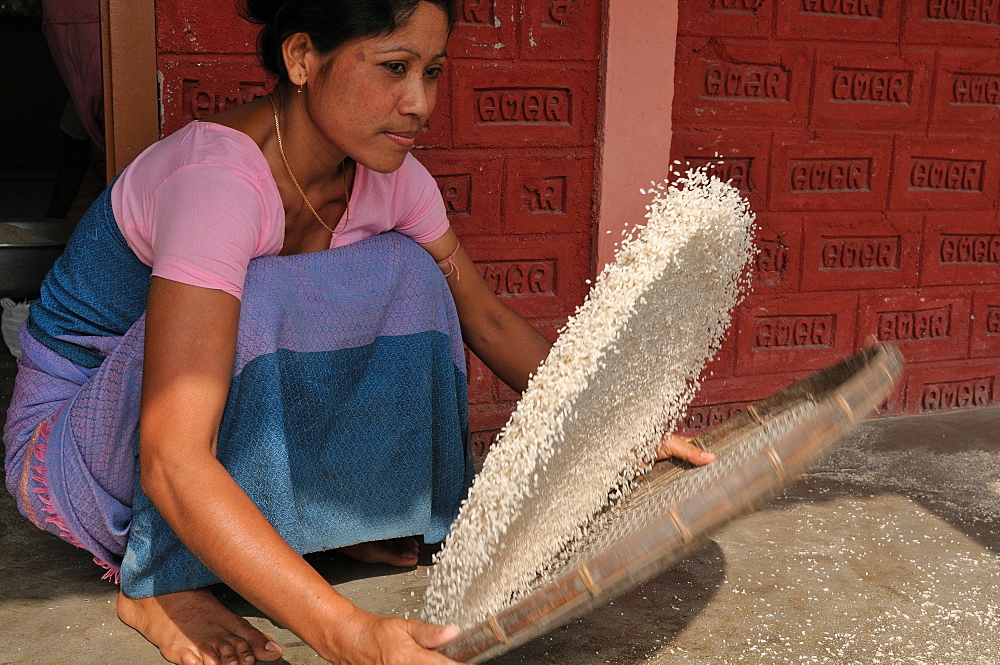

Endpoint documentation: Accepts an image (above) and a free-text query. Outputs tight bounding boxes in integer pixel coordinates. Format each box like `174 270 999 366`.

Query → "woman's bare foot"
337 536 420 567
117 589 284 665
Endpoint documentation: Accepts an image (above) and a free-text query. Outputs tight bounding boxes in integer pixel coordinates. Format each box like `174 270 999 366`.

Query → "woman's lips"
385 131 417 148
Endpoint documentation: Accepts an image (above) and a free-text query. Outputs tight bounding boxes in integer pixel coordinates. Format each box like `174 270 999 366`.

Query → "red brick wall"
672 0 1000 429
155 0 601 465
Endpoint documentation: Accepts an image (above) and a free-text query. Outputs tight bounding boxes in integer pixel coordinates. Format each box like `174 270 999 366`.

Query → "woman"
3 1 713 663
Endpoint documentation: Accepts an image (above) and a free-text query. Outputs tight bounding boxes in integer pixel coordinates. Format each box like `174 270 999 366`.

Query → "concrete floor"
1 347 998 665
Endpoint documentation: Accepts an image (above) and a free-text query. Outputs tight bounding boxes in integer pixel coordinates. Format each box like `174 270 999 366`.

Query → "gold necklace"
269 94 349 235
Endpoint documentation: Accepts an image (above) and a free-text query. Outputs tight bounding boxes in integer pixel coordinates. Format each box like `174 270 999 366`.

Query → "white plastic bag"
1 298 30 359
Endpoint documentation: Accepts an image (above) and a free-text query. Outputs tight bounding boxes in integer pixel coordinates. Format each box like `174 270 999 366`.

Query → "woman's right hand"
323 612 462 665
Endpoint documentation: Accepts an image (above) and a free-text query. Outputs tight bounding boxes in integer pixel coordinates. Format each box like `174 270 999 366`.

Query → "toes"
207 641 244 665
220 637 254 665
229 619 283 662
391 549 419 567
162 634 255 665
389 537 420 564
254 637 284 662
171 644 233 665
232 637 257 664
217 649 239 665
339 540 419 567
168 646 206 665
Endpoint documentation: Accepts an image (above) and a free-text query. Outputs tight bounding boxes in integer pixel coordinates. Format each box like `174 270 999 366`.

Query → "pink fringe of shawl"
27 419 121 584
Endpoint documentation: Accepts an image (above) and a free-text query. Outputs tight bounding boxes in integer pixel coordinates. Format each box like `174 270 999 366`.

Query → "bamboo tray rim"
437 343 905 663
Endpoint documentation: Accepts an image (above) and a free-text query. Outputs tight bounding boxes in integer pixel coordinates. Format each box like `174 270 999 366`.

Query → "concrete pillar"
594 0 678 273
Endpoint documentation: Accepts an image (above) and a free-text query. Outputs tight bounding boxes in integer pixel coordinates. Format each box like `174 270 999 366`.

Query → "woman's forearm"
140 449 366 661
420 230 552 395
461 303 551 395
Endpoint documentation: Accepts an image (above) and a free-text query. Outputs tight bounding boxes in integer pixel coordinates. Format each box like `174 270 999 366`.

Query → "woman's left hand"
655 433 715 465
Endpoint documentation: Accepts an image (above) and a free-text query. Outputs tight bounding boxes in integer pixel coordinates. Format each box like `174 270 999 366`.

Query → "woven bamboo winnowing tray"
437 343 905 663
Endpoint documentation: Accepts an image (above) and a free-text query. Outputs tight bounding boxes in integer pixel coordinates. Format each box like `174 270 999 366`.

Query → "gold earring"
298 78 305 93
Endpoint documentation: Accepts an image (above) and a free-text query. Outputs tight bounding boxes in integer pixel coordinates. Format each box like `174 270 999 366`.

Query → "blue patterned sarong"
3 183 471 598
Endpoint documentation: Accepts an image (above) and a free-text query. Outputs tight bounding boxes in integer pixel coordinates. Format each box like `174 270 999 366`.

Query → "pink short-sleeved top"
111 121 450 300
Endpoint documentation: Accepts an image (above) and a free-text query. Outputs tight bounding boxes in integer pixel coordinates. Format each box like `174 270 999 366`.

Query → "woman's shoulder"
138 122 269 177
116 121 277 213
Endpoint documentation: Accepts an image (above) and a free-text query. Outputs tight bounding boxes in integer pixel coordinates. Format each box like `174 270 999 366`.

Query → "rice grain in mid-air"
423 168 757 629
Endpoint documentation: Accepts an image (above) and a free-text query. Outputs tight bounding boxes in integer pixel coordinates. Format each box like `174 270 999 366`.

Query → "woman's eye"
426 67 443 79
383 62 406 74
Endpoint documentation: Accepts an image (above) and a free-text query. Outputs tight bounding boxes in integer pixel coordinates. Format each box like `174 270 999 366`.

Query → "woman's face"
305 2 450 173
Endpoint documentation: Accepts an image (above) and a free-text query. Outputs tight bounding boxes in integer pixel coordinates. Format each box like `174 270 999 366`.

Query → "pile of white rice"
423 167 757 629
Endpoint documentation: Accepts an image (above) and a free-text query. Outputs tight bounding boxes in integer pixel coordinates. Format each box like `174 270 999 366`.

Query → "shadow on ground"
489 541 726 665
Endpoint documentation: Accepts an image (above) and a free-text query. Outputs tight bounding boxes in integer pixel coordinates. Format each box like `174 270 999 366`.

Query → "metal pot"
0 219 77 301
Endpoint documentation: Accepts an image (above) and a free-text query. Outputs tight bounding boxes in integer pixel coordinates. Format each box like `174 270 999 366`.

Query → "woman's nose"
400 78 432 117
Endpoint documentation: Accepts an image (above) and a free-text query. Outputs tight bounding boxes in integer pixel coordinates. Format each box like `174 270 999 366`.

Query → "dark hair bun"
240 0 284 26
